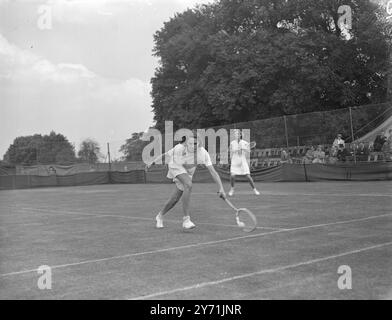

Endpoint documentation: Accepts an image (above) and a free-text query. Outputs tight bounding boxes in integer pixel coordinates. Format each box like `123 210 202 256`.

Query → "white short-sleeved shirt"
166 144 212 180
333 138 345 149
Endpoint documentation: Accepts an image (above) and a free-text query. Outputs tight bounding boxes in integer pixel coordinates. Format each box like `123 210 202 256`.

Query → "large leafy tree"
119 132 149 161
78 139 101 164
151 0 392 131
3 131 76 165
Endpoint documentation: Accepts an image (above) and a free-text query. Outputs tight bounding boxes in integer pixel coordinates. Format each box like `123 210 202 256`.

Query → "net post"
349 107 357 164
283 115 289 148
107 142 112 171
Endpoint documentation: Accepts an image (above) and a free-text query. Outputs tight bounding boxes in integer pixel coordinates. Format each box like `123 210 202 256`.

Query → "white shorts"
173 173 193 191
168 166 193 191
167 165 188 180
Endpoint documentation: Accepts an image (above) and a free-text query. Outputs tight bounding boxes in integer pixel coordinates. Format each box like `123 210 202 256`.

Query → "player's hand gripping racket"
219 193 257 232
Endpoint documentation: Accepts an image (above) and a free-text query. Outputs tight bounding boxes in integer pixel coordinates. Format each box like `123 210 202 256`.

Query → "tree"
151 0 392 131
3 131 76 165
77 139 101 164
3 134 42 165
119 132 150 161
38 131 76 164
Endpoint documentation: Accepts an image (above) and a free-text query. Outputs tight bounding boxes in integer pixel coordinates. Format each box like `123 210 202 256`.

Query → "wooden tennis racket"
219 193 257 232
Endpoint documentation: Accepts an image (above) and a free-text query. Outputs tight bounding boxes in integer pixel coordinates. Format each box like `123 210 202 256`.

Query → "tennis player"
146 135 226 230
228 130 260 196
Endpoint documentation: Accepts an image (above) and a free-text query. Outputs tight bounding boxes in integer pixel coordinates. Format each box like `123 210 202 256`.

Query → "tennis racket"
219 193 257 232
249 141 257 149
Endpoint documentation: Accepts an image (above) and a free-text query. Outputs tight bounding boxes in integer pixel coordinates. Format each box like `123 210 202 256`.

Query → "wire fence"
205 102 392 165
208 102 392 150
2 102 391 176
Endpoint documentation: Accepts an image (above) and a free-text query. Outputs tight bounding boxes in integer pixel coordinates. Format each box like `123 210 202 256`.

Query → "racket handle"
219 194 238 212
218 192 226 200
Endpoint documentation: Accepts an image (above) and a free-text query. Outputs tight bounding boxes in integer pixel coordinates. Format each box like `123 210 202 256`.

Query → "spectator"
385 129 392 160
303 146 315 164
313 145 326 164
326 145 337 164
341 147 352 162
329 145 337 157
280 148 291 164
333 134 345 150
373 131 387 152
368 141 374 153
356 142 369 161
333 134 345 160
48 166 56 176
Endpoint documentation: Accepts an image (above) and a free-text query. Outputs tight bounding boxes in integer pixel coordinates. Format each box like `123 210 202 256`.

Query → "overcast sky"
0 0 212 159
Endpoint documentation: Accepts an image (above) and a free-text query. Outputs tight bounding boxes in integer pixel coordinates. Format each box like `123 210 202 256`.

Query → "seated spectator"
327 155 338 164
373 131 387 152
280 148 292 164
48 166 56 176
340 147 352 162
329 145 337 157
356 142 369 156
303 146 315 164
368 141 374 153
383 129 392 150
385 129 392 160
312 145 326 164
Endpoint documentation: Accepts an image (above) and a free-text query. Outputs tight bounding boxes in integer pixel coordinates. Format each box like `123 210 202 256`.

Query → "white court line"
193 221 285 231
1 215 110 227
1 212 391 278
192 192 392 198
129 241 392 300
15 207 284 231
2 191 391 207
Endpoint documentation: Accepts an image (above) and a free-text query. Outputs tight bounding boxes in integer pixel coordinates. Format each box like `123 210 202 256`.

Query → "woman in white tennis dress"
229 130 260 196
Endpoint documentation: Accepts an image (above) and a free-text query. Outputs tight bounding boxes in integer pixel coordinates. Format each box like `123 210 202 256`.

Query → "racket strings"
237 208 257 232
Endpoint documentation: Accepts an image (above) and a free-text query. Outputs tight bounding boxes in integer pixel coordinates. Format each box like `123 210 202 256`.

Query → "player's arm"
206 165 226 198
241 141 251 153
146 151 169 169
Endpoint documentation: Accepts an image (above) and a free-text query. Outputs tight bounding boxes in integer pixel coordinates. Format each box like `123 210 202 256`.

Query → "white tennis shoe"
228 188 234 197
182 216 196 230
155 213 164 229
253 189 260 195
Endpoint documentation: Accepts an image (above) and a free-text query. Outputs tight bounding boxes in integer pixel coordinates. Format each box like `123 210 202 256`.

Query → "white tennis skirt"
230 155 250 175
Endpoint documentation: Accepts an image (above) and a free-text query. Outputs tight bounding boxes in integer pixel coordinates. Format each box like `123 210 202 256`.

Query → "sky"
0 0 213 160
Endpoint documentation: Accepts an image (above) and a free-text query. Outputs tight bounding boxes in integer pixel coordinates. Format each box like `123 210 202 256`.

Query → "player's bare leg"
176 173 196 229
161 187 183 216
155 187 183 228
229 174 235 196
246 174 260 195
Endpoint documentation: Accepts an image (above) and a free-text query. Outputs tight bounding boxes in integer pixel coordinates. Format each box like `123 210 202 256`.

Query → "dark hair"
180 130 199 144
